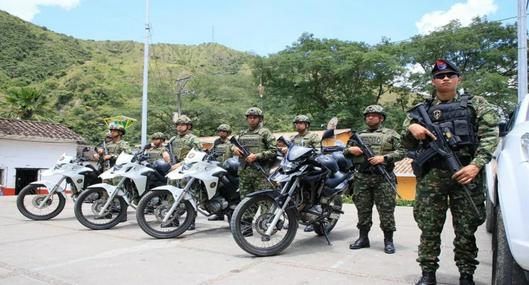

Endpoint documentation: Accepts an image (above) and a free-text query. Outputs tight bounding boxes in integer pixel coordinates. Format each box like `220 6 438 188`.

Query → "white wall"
0 139 78 188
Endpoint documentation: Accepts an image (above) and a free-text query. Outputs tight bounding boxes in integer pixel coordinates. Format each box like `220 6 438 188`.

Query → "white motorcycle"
135 149 240 239
16 153 100 220
74 149 170 230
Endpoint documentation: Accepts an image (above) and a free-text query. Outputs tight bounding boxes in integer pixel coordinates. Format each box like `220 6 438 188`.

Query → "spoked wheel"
314 195 343 236
230 195 298 257
16 184 66 220
136 190 195 239
74 188 126 230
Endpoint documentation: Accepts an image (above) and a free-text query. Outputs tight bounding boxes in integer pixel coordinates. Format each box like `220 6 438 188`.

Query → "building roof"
394 157 414 177
0 118 85 143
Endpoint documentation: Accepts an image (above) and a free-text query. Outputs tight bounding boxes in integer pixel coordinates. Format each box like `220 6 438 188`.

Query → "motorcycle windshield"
115 152 134 165
183 149 206 164
286 145 313 161
57 153 75 164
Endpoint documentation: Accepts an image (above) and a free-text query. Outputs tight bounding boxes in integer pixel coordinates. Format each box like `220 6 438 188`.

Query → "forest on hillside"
0 10 519 144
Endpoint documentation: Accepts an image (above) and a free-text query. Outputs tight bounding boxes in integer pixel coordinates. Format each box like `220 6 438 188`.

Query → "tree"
1 87 47 119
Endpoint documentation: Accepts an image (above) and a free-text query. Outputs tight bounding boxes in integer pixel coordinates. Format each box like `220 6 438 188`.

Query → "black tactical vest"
426 94 478 152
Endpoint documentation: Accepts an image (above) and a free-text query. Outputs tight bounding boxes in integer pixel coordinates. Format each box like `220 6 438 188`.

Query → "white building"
0 118 85 195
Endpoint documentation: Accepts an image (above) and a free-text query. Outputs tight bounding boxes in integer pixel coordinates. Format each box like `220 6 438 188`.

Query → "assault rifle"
97 141 111 172
350 132 399 197
165 137 177 165
408 103 480 216
229 136 271 183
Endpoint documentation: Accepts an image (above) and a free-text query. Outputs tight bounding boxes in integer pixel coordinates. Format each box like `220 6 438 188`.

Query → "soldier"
207 124 234 221
231 107 276 198
401 59 499 285
212 124 234 163
93 122 131 171
145 132 170 164
167 115 203 230
345 104 404 254
280 115 320 154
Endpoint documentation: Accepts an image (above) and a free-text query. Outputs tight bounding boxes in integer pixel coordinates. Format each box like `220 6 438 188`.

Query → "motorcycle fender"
87 183 123 197
150 185 196 209
29 180 66 197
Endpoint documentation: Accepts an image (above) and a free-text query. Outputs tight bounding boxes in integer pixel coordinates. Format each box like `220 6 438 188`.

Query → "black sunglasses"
433 72 459 79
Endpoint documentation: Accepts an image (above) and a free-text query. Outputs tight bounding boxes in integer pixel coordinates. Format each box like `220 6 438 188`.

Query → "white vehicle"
485 94 529 284
74 150 170 230
135 149 240 239
16 153 100 220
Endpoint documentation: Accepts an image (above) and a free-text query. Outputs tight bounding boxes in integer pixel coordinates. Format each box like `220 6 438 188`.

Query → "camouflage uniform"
235 126 276 197
106 140 131 169
290 131 320 148
212 137 233 163
167 133 203 162
346 126 404 233
401 94 499 275
145 145 166 164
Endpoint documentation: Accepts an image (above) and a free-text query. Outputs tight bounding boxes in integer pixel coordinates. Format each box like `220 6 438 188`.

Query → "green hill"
0 10 260 143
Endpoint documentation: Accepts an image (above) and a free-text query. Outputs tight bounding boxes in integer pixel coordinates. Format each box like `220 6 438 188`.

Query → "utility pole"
140 0 151 146
175 76 192 116
517 0 527 103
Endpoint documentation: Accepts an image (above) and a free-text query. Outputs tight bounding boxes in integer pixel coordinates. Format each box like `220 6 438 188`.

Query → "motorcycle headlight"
280 159 299 173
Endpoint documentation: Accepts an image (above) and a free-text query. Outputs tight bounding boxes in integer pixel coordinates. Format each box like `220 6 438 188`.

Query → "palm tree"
2 87 47 120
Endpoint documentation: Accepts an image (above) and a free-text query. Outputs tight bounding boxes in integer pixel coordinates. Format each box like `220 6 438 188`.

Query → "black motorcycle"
230 136 352 256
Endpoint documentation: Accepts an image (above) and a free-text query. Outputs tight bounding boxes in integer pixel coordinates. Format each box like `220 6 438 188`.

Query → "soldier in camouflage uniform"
279 115 320 154
212 124 234 163
145 132 170 164
207 124 235 221
401 59 499 285
167 115 203 230
345 104 404 254
93 122 131 171
231 107 276 198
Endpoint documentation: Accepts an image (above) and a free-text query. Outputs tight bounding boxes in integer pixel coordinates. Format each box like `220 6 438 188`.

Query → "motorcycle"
74 148 170 230
135 148 240 239
16 152 100 220
229 136 353 256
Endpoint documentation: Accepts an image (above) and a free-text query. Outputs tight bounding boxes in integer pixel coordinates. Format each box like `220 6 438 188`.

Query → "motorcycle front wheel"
74 188 126 230
136 190 195 239
16 184 66 220
230 194 298 257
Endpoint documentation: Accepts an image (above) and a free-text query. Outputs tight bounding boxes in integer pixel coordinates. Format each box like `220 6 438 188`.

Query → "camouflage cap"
245 107 263 117
151 132 167 140
293 115 310 124
431 59 460 75
363 105 386 118
174 115 192 125
217 124 232 133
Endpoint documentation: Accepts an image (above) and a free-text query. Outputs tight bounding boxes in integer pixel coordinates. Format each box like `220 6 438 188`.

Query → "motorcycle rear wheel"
74 188 126 230
230 194 298 257
16 184 66 220
136 190 196 239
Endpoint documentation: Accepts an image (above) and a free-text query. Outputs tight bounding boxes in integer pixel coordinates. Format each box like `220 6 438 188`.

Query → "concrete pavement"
0 196 492 284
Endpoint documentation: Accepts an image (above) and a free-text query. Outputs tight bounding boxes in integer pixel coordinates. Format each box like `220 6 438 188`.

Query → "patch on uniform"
433 109 443 120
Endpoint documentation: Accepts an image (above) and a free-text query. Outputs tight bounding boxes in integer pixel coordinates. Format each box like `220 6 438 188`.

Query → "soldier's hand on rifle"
408 123 437 141
232 147 244 157
368 155 385 165
452 164 480 185
347 146 363 156
103 155 112 161
93 153 100 160
245 153 257 164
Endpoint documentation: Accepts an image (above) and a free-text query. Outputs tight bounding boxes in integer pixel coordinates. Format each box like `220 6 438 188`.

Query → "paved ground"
0 196 492 285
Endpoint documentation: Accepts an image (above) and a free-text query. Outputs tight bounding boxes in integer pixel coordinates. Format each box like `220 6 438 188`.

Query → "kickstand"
320 223 332 246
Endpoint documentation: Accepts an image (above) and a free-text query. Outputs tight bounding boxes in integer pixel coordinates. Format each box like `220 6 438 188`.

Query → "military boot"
415 271 436 285
349 230 370 250
459 273 474 285
383 231 395 254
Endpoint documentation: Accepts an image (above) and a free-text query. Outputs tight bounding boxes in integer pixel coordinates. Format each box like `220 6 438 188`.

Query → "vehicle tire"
16 184 66 220
314 195 343 236
230 195 298 257
136 190 195 239
74 188 127 230
492 205 529 285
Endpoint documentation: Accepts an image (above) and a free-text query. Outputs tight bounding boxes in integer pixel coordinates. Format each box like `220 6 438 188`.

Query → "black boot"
208 214 224 221
349 230 370 250
383 231 395 254
415 271 436 285
459 273 474 285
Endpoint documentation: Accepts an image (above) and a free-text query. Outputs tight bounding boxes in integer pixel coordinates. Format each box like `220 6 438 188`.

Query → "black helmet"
153 159 171 174
222 157 239 176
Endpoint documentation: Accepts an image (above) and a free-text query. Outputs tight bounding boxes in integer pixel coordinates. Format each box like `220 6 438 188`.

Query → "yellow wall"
397 176 416 201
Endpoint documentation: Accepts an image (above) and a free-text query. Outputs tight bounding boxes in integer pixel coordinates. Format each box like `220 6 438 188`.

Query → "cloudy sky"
0 0 519 55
